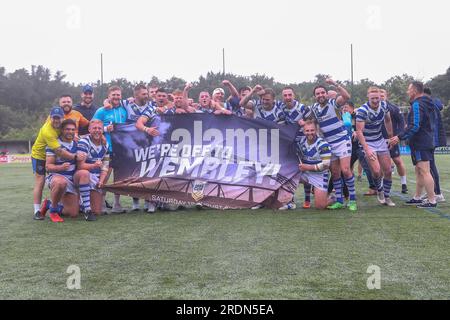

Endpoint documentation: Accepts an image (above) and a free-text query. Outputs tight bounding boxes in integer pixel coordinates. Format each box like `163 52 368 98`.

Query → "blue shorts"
32 157 46 175
389 145 401 159
410 148 434 165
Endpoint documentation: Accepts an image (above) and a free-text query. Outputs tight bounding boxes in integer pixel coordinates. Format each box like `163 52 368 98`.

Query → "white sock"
34 204 40 213
400 176 407 185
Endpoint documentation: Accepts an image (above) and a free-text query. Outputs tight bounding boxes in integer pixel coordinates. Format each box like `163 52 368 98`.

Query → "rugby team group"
30 77 446 222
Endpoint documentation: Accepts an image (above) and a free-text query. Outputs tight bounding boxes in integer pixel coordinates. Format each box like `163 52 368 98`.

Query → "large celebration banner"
104 114 301 209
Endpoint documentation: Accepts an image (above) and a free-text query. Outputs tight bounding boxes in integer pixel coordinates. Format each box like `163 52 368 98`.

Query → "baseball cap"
213 88 225 96
50 106 64 119
82 84 94 94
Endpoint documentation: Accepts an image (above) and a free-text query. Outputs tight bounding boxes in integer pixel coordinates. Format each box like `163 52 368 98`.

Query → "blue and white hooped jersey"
297 136 332 172
308 99 348 145
281 100 308 124
254 100 285 123
197 105 216 114
46 139 77 180
156 106 176 115
226 97 244 116
77 136 109 176
125 101 155 123
355 101 389 142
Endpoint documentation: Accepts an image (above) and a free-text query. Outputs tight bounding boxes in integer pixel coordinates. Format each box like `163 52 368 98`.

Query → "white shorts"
88 173 101 193
300 171 329 191
46 174 76 195
367 139 389 155
330 138 352 161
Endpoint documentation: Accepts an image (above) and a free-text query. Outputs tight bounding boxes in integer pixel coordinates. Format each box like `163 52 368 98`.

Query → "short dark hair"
156 88 168 94
134 84 147 92
346 100 355 108
410 81 424 94
424 87 432 95
282 86 295 92
313 85 328 95
61 119 76 130
239 86 252 94
59 94 72 100
262 88 275 98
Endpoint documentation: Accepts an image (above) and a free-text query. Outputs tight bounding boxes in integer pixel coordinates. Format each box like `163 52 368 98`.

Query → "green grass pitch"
0 156 449 299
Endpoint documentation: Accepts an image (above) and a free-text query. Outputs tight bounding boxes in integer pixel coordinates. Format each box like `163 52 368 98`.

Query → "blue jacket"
398 95 436 150
432 97 447 147
382 101 405 138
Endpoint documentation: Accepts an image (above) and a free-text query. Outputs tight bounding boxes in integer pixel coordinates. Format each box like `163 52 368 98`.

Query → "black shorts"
109 152 117 169
410 148 434 166
389 145 401 159
32 157 46 175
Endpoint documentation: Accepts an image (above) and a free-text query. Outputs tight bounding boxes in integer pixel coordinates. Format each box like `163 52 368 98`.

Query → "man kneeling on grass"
75 120 110 220
40 119 86 222
296 120 333 210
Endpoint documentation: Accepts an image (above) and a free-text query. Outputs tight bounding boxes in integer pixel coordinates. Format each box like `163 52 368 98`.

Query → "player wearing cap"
185 86 231 114
212 87 226 106
74 85 100 136
74 120 110 221
356 87 395 207
210 82 242 116
31 107 85 220
306 78 356 211
293 121 333 210
40 119 80 223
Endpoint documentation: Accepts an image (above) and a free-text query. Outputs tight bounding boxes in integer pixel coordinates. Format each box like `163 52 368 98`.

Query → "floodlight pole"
350 44 354 95
101 53 104 98
222 48 226 77
101 53 104 85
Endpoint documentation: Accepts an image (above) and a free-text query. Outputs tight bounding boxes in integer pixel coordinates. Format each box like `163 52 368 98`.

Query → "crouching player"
297 121 333 210
41 119 81 222
75 120 110 221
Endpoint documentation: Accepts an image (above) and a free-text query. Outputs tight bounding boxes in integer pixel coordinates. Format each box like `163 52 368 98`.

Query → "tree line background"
1 65 450 140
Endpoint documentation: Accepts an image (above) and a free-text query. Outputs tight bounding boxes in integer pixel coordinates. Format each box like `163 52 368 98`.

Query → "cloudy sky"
1 0 449 85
